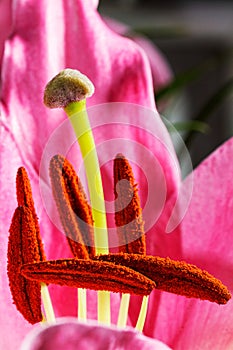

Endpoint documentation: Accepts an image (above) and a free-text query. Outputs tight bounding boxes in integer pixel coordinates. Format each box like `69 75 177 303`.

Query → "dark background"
99 0 233 169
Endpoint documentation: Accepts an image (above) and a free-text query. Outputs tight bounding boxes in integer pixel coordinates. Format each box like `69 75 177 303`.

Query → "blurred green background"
99 0 233 169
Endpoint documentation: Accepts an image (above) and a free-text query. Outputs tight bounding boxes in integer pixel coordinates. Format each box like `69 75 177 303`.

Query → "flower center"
7 69 231 332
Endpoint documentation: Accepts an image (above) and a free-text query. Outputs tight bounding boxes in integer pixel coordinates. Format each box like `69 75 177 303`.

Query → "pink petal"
145 292 233 349
21 318 172 350
0 0 12 69
180 137 233 284
132 36 173 92
104 17 173 91
141 138 233 347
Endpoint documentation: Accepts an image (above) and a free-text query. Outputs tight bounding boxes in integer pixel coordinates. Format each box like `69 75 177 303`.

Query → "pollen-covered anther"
16 167 46 261
21 258 156 296
49 154 95 259
95 253 231 305
114 154 146 255
7 206 43 324
43 69 95 108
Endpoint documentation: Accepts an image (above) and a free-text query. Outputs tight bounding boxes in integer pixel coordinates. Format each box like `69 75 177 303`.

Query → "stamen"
78 288 87 321
16 167 46 261
12 168 55 323
117 294 130 328
21 259 156 296
95 253 231 304
49 154 95 259
114 154 146 255
40 282 56 324
114 154 147 329
7 206 42 324
135 296 149 332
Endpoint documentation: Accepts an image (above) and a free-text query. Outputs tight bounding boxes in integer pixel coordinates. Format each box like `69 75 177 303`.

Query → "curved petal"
0 0 12 70
103 17 173 91
145 292 233 350
132 36 173 92
20 318 172 350
180 137 233 285
142 138 233 348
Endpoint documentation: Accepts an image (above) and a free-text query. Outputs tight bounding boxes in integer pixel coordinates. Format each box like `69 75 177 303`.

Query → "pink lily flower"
0 0 178 349
1 1 232 350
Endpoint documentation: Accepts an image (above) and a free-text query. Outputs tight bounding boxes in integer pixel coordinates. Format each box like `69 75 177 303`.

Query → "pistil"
44 69 110 324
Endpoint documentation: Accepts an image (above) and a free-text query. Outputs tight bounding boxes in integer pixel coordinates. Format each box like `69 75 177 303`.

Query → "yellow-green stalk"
41 282 56 323
135 296 149 332
117 293 130 328
44 69 110 324
78 288 87 321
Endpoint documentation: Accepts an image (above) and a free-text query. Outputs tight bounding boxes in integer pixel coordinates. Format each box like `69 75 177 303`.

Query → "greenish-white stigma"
43 69 95 108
